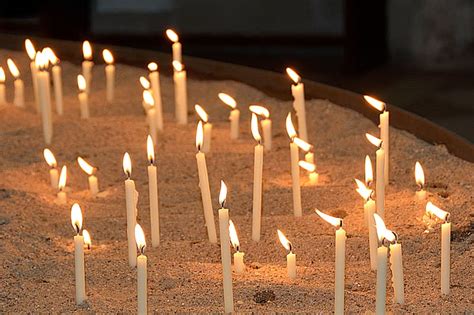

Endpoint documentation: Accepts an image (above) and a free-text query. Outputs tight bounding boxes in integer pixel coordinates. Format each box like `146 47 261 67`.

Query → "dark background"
1 0 473 142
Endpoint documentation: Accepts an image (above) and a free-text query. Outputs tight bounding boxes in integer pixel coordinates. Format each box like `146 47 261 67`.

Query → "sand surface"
0 49 473 313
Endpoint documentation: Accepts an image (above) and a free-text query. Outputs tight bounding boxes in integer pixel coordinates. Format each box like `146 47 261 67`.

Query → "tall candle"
217 181 234 313
44 48 63 115
77 75 89 119
35 52 53 144
277 230 296 279
57 166 68 204
195 104 212 153
415 161 426 200
103 49 115 104
123 153 137 267
373 213 392 315
147 136 160 247
229 220 245 274
148 62 164 131
389 242 405 304
135 224 148 315
43 148 59 188
173 61 187 125
71 203 86 305
218 93 240 140
25 39 40 112
0 67 5 105
143 90 157 144
166 29 182 63
250 105 272 151
77 157 99 196
366 133 385 218
7 59 25 108
195 122 217 243
287 68 308 142
251 114 264 242
82 41 94 94
286 113 302 217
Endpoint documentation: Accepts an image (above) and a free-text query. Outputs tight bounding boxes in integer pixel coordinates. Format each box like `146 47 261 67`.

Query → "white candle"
251 114 264 241
219 93 240 140
166 29 182 63
143 91 157 144
8 59 25 108
25 39 40 112
147 136 160 247
366 133 385 219
277 230 296 279
103 49 115 104
77 75 89 119
195 104 212 153
148 63 164 131
195 122 217 243
286 113 302 217
82 41 94 94
218 181 234 314
77 157 99 196
287 68 308 142
250 105 272 150
71 203 86 305
43 48 64 116
229 220 245 274
173 61 187 125
43 149 59 188
415 161 426 201
123 153 137 267
83 229 92 250
36 52 53 144
135 224 148 315
389 242 405 304
0 67 5 105
57 166 67 204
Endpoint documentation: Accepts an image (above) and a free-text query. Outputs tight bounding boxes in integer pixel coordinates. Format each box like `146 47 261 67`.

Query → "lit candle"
218 93 240 140
7 58 25 108
35 52 53 144
82 41 94 94
57 165 67 204
365 96 389 185
366 133 385 219
195 122 217 243
298 160 318 185
277 229 296 279
146 135 160 247
103 49 115 104
44 48 63 115
123 153 138 267
143 90 157 144
83 229 92 250
365 155 374 188
249 105 272 151
135 224 148 315
415 161 426 201
251 113 264 242
315 210 346 315
389 234 405 304
373 213 392 315
77 157 99 196
286 67 308 142
77 74 89 119
0 67 5 105
195 104 212 153
294 137 318 184
139 76 152 111
147 62 163 131
166 29 182 63
25 39 39 112
304 149 318 183
71 203 87 304
172 61 187 125
217 181 234 313
43 148 59 188
286 113 302 217
426 202 451 295
229 220 245 274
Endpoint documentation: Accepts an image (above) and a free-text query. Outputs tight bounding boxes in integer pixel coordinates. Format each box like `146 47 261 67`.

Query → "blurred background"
1 0 473 142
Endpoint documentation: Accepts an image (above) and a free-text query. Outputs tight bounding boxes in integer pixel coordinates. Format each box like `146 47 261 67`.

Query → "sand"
0 49 473 313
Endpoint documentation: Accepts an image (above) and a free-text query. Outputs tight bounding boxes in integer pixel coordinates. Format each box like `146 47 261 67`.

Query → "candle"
365 155 374 188
195 122 217 243
44 48 63 115
277 229 296 279
304 151 318 184
7 58 25 108
103 49 115 104
286 113 302 217
0 67 5 105
294 137 318 184
135 224 148 315
217 181 234 313
298 160 318 185
426 202 451 295
415 161 426 200
82 41 94 94
57 166 67 204
35 52 53 144
286 68 308 142
229 220 245 274
25 39 39 112
250 105 272 151
147 135 160 247
172 61 188 125
389 239 405 304
71 203 87 304
77 157 99 196
77 75 89 119
143 90 157 144
166 29 182 63
83 229 92 250
365 96 389 185
147 62 163 131
139 76 152 111
195 104 212 153
366 133 385 219
251 113 264 242
43 148 59 188
218 93 240 140
315 210 346 315
123 152 138 267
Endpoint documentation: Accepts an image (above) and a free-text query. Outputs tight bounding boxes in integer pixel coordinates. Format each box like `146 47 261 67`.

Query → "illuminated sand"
0 49 473 313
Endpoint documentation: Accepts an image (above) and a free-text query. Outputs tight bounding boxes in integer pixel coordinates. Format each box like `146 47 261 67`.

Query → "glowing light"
166 29 179 43
364 95 385 112
286 113 297 139
196 121 204 150
123 152 132 178
77 74 86 92
286 67 301 84
219 180 228 208
43 148 57 168
139 76 151 90
316 209 342 228
135 223 146 253
251 113 261 142
293 137 311 152
83 229 91 249
299 160 316 172
58 166 67 191
25 39 36 60
218 93 237 109
277 229 292 252
7 59 20 78
249 105 270 119
34 51 49 70
426 202 449 222
366 133 382 148
77 157 95 176
147 135 155 164
148 62 158 71
365 155 373 186
43 47 59 65
102 49 114 64
71 203 83 234
172 60 183 72
0 67 5 83
373 213 396 243
415 161 425 188
195 104 209 123
229 220 240 251
82 41 92 60
354 178 373 201
143 90 154 106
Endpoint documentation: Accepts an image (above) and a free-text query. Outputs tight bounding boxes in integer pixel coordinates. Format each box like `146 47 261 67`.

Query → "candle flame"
229 220 240 251
25 39 36 60
71 203 83 234
426 202 449 222
147 135 155 164
249 105 270 119
365 155 373 186
415 161 425 188
364 95 385 112
34 51 49 70
251 113 261 143
7 59 20 78
139 76 151 90
218 93 237 109
366 133 382 148
82 41 92 60
83 229 91 249
286 113 297 139
299 160 316 172
196 121 204 151
172 60 183 72
286 67 301 84
77 157 95 175
315 209 342 228
43 47 59 65
0 67 5 83
354 178 373 201
143 90 154 106
43 148 57 168
293 137 312 152
166 29 179 43
219 180 227 208
373 213 396 244
147 62 158 71
194 104 209 123
102 49 114 64
123 152 132 178
277 229 292 252
58 165 67 191
77 74 86 91
135 223 146 254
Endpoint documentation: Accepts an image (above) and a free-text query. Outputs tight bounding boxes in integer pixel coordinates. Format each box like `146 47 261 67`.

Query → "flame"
364 95 385 112
58 166 67 191
373 213 396 243
83 229 91 249
7 59 20 78
82 41 92 60
43 47 59 65
166 29 179 43
365 155 373 186
251 113 261 142
77 157 95 175
218 93 237 109
219 180 227 207
71 203 83 233
172 60 183 72
286 67 301 84
43 148 57 168
25 39 36 60
249 105 270 119
315 209 342 228
147 62 158 71
35 51 49 70
229 220 240 251
0 67 4 83
366 133 382 148
426 202 449 222
102 49 114 64
415 161 425 188
135 223 147 253
195 104 209 123
286 113 297 139
77 74 86 91
123 152 132 177
293 137 311 152
354 178 373 201
277 229 292 252
143 90 154 106
139 76 151 90
147 135 155 163
299 160 316 172
196 121 204 150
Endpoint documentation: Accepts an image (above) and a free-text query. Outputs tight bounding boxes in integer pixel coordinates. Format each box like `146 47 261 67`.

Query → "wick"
288 242 293 253
74 224 80 235
139 245 146 256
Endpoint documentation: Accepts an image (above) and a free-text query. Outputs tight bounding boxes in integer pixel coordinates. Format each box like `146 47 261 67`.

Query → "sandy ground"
0 49 473 313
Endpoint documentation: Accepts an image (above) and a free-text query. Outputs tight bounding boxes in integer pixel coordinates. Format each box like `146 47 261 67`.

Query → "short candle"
77 157 99 196
277 229 296 279
218 93 240 140
229 220 245 274
7 58 25 108
43 148 59 188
